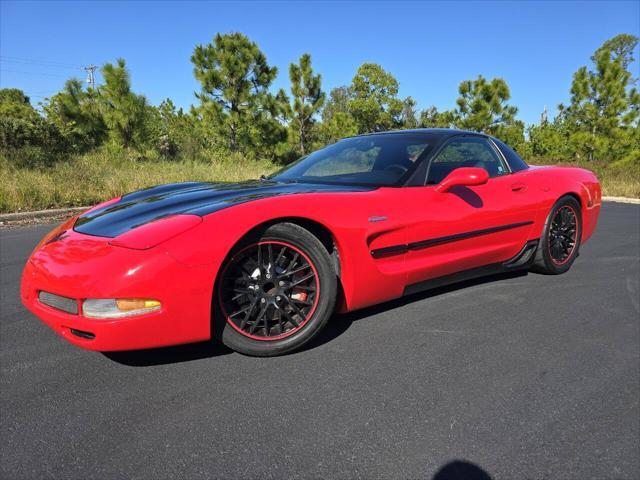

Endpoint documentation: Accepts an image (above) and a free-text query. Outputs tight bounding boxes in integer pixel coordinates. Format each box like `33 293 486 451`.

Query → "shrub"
0 116 71 168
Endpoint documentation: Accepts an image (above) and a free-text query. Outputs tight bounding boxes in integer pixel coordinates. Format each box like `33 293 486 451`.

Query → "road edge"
1 196 638 227
601 196 640 204
0 206 89 222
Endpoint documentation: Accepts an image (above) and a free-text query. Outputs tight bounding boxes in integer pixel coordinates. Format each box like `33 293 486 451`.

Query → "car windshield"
269 134 435 186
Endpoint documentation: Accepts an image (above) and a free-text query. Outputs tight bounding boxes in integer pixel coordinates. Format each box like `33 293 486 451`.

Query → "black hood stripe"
74 180 375 238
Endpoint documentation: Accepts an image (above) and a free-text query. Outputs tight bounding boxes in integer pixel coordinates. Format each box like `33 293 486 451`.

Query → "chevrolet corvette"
21 129 601 356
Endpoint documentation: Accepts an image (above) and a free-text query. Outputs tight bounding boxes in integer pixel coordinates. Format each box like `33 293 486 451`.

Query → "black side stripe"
371 221 534 258
370 244 409 258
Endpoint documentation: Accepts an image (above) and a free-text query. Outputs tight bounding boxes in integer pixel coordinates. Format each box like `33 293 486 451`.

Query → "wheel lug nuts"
266 274 271 279
260 298 266 303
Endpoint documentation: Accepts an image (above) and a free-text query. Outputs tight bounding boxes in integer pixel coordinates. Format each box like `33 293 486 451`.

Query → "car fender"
161 189 408 314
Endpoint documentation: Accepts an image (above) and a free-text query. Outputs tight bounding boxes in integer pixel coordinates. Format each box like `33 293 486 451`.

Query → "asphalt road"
1 202 638 480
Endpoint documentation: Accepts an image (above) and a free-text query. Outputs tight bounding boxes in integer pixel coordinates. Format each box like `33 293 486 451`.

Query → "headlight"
82 298 161 319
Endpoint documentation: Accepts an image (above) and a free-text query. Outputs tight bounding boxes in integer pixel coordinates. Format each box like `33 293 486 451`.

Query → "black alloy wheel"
219 241 320 340
214 222 337 356
532 195 582 275
548 205 578 265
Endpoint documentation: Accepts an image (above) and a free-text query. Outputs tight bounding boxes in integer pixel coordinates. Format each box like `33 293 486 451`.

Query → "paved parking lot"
1 202 638 479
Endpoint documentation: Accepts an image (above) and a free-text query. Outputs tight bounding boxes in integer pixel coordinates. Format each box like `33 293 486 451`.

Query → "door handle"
511 183 527 192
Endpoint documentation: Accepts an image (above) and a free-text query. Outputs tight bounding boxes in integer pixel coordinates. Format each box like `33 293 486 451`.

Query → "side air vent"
70 328 95 340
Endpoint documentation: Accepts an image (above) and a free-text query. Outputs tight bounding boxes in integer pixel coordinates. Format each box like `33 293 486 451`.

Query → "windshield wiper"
259 175 299 184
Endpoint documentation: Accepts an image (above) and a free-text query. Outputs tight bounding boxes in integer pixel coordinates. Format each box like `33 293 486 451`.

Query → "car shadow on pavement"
102 340 233 366
299 269 529 353
103 270 528 366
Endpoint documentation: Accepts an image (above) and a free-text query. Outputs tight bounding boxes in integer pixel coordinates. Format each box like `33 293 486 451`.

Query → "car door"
400 135 538 288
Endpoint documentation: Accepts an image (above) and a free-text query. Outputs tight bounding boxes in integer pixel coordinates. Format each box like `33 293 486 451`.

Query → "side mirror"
435 167 489 193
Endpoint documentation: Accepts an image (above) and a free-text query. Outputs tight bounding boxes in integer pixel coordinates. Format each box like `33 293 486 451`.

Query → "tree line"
0 32 637 169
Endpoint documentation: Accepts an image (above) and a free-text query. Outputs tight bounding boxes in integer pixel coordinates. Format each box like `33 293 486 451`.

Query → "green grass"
1 151 638 213
0 150 279 213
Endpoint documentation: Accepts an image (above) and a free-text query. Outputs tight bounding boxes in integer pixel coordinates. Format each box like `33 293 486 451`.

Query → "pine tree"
594 34 638 69
99 59 147 149
44 79 106 150
559 34 639 162
288 54 325 154
454 75 518 134
191 32 284 155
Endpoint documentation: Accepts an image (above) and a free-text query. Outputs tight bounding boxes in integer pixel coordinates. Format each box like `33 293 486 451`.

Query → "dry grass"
0 150 279 213
1 151 638 213
581 161 640 198
528 158 640 199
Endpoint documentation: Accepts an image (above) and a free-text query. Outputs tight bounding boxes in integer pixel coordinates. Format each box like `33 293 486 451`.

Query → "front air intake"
38 291 78 315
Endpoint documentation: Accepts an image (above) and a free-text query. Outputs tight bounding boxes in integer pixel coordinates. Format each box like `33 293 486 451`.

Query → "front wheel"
532 195 582 274
214 223 337 356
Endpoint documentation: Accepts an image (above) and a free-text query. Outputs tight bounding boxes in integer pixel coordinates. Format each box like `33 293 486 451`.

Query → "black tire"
213 222 337 356
532 195 582 274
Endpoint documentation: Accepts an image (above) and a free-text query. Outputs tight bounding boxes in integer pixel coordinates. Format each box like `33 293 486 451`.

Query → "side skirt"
402 239 539 297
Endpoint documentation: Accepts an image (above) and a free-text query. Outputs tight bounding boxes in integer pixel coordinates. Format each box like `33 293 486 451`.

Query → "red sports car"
21 129 601 356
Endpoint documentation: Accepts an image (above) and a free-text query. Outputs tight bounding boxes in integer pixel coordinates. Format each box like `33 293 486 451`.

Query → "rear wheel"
532 195 582 274
215 223 337 356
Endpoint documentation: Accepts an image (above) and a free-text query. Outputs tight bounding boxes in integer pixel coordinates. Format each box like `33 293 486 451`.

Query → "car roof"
348 128 487 140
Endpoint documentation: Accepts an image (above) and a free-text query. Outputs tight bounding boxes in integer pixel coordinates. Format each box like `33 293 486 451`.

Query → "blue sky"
1 1 638 125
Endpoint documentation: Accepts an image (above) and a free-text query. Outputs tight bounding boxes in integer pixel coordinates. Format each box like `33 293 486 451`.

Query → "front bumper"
21 226 214 351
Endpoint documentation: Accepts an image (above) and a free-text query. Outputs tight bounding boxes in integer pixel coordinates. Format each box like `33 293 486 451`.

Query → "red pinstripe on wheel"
548 205 578 266
218 241 321 341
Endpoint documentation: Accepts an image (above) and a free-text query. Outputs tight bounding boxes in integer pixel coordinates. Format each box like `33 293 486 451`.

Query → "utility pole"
83 65 97 89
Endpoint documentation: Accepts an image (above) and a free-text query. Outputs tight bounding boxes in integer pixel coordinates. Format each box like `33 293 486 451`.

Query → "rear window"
493 139 529 172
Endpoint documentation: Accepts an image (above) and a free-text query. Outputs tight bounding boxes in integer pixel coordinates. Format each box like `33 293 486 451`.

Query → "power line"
0 55 79 69
0 56 99 89
0 68 71 78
